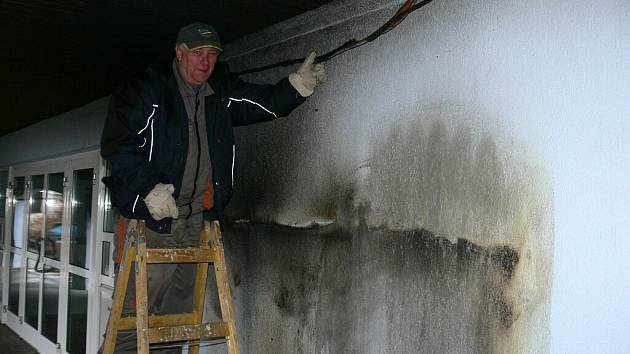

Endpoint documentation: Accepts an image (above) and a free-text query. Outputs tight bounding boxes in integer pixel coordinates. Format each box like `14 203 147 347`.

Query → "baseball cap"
176 22 222 52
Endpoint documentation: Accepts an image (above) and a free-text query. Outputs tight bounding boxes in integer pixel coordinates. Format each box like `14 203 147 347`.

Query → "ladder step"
148 322 230 343
146 248 218 263
117 313 196 330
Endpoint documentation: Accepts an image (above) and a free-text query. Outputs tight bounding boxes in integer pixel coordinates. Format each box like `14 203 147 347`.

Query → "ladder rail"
102 233 136 353
134 222 150 353
211 221 241 354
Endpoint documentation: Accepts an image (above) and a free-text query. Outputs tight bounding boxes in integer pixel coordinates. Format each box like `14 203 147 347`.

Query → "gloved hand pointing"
143 183 178 220
289 52 326 97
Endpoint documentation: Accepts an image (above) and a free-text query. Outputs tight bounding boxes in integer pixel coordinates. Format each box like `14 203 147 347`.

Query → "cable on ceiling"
234 0 436 76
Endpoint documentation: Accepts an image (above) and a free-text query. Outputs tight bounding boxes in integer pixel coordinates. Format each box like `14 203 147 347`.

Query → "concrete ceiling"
0 0 334 137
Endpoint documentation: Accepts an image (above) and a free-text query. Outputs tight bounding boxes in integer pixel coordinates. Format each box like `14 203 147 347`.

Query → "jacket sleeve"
100 77 161 208
215 64 307 126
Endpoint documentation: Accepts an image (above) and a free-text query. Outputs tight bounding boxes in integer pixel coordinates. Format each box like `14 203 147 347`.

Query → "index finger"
304 52 317 66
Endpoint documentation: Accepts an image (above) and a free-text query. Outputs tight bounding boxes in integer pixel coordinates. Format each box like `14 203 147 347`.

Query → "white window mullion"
17 177 31 326
56 161 72 353
36 173 48 333
1 167 14 323
90 157 111 353
85 159 100 354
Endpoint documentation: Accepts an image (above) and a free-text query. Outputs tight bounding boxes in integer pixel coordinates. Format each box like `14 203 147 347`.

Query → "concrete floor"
0 324 37 353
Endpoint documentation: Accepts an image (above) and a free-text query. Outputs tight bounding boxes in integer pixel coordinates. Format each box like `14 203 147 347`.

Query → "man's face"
175 46 219 86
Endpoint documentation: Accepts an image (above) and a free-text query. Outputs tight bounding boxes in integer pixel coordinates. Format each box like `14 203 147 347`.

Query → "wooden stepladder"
103 219 240 354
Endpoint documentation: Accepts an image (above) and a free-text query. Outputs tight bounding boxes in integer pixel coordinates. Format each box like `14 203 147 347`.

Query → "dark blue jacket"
101 60 306 232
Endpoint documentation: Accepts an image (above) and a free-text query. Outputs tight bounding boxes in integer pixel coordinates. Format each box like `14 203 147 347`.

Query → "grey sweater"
172 59 213 218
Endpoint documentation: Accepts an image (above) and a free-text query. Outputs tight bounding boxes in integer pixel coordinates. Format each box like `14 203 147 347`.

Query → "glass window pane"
9 252 22 315
67 273 87 354
99 286 113 349
101 241 111 276
0 172 6 251
45 173 64 260
103 165 120 233
25 258 40 329
0 252 3 304
1 171 7 250
42 265 60 344
12 177 26 249
70 169 93 269
27 175 44 253
0 171 7 219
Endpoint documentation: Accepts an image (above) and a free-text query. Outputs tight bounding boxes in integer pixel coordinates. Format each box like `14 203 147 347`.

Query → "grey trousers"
105 213 204 354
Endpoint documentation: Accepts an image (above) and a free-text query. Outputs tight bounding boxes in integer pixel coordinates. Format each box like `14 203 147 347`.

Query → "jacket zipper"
188 94 202 219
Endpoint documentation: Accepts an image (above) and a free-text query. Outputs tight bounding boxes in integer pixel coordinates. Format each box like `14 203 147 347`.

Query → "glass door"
5 165 67 353
37 171 65 350
3 151 102 354
64 160 96 354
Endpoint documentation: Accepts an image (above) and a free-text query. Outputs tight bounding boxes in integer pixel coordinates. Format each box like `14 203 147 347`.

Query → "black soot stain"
228 216 523 353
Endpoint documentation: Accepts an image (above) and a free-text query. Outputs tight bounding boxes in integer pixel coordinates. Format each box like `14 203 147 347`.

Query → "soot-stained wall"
219 222 522 354
208 0 557 353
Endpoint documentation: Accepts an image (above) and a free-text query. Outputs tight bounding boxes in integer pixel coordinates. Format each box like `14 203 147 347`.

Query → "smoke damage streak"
222 221 520 354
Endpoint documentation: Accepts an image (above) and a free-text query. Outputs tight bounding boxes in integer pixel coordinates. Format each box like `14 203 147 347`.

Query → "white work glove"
289 52 326 97
143 183 178 220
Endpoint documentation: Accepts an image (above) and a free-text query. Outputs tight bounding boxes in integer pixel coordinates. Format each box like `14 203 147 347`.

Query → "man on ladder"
101 22 325 353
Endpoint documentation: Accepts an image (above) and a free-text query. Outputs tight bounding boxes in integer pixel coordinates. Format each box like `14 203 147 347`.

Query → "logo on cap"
198 29 213 37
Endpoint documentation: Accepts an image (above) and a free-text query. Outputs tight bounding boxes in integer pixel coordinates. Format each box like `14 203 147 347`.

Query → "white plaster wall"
540 2 630 353
0 97 108 167
222 0 629 352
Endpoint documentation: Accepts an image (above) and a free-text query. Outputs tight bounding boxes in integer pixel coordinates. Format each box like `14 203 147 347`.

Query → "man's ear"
175 45 183 61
